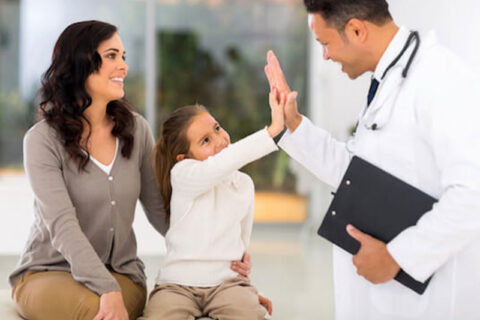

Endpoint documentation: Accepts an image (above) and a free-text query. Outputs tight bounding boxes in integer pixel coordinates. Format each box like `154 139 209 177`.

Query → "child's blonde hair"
153 104 207 221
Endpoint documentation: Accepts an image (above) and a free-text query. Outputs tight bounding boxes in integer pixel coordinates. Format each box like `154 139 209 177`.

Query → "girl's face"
85 32 128 104
185 112 230 161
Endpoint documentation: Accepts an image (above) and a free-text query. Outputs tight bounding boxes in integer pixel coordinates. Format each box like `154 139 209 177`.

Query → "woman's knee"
72 294 100 320
12 271 100 320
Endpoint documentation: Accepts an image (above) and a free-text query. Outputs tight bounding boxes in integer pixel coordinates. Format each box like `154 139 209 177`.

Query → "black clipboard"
317 156 437 294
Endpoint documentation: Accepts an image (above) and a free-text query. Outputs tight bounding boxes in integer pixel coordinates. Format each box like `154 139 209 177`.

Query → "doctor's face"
309 13 367 79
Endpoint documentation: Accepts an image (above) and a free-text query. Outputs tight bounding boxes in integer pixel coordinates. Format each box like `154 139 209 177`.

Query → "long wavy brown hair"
153 105 207 220
39 20 134 171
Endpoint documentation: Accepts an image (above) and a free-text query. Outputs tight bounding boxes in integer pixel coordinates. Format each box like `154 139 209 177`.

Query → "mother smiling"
9 20 251 320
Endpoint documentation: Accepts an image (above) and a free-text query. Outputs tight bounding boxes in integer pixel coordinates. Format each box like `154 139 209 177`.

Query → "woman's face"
85 32 128 104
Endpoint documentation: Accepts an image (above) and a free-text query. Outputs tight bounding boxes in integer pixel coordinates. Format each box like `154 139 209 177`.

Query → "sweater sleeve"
23 127 120 295
136 115 169 236
171 128 278 199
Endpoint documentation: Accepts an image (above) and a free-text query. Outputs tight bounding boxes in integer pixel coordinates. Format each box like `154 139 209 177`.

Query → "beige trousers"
139 277 268 320
11 270 146 320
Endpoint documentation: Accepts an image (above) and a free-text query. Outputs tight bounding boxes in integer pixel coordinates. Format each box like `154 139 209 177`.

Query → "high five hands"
265 50 401 285
265 50 302 133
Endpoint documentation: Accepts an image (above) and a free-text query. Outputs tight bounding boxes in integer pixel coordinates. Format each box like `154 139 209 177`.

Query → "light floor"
0 224 335 320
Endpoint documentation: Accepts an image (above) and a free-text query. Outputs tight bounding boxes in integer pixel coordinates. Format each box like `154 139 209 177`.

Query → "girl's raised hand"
267 87 286 138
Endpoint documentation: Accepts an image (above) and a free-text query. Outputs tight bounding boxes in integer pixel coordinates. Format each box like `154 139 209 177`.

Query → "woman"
9 20 251 320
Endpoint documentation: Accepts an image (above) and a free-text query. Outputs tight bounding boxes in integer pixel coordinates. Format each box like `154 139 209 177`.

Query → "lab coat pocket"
370 280 429 317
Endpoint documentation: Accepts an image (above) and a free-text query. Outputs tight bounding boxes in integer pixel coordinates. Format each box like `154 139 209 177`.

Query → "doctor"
265 0 480 319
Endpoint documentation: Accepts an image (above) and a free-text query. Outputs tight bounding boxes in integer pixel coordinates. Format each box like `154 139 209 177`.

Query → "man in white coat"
265 0 480 319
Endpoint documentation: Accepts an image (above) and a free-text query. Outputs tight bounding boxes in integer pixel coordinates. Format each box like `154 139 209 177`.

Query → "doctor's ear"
176 154 186 162
344 18 367 42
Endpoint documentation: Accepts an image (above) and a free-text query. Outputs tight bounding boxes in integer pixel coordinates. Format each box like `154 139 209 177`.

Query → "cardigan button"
111 201 116 206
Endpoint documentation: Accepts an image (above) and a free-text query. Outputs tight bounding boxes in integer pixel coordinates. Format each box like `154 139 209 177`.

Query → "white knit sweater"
156 128 278 286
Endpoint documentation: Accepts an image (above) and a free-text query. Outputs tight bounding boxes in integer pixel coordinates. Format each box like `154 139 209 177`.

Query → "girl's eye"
215 126 220 132
201 137 209 145
122 55 126 61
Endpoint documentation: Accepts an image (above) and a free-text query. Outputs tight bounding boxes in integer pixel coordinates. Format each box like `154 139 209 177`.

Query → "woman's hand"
92 291 129 320
231 252 252 279
259 294 273 315
267 87 286 138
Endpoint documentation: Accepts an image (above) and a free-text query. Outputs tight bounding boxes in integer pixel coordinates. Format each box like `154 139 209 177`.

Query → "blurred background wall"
0 0 479 259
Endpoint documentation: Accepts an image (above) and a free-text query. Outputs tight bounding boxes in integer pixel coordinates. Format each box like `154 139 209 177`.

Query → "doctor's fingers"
265 65 275 90
267 50 291 94
286 91 298 109
269 88 280 108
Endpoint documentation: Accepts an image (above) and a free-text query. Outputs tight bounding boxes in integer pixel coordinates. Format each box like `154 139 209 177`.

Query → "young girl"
140 89 290 319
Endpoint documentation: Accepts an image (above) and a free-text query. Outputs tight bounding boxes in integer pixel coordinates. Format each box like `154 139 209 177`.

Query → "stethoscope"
363 31 420 130
347 31 420 153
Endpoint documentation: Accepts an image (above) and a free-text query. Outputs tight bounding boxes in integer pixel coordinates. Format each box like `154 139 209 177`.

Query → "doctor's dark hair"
304 0 392 31
40 20 134 171
153 104 207 221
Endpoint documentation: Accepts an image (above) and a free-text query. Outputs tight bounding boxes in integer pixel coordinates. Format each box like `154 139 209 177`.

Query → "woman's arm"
137 115 169 236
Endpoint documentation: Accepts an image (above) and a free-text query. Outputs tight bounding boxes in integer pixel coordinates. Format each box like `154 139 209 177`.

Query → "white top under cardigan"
156 128 278 286
89 138 119 174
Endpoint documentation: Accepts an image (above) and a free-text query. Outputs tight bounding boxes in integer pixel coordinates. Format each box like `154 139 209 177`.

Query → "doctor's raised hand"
265 50 301 132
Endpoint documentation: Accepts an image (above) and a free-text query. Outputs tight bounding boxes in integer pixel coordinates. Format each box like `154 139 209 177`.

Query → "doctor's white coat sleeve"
387 59 480 283
278 116 351 188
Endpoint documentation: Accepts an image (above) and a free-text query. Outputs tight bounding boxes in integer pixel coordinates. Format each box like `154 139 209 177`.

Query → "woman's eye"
122 55 126 61
106 53 116 59
215 126 220 132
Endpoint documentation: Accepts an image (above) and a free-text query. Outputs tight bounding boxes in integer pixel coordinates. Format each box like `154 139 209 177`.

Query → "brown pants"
138 277 268 320
11 270 146 320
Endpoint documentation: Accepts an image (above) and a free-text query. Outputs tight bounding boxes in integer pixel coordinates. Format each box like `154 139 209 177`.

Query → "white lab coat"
279 26 480 319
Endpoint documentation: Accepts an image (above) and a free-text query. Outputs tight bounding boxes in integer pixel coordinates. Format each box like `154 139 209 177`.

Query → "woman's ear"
176 154 186 162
